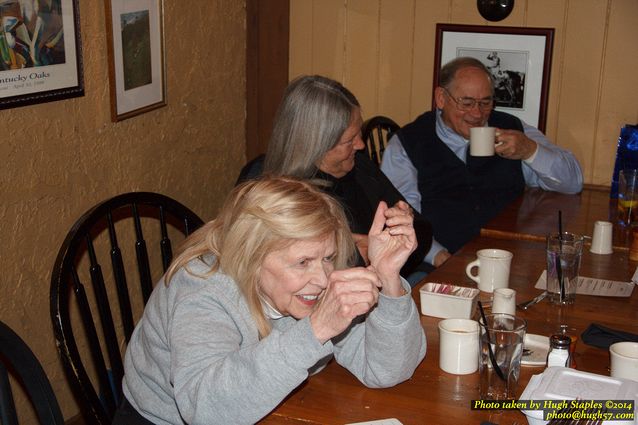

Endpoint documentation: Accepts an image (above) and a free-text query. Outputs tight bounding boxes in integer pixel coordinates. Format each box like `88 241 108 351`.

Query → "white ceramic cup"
469 126 496 156
492 288 516 315
465 249 513 293
438 318 479 375
590 220 613 254
610 341 638 381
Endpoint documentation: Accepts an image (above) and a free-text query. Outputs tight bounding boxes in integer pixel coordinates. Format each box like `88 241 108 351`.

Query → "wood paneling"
312 0 346 78
289 0 638 186
377 0 414 121
410 1 448 121
557 0 608 183
289 0 313 78
246 0 289 161
595 0 638 184
344 0 379 113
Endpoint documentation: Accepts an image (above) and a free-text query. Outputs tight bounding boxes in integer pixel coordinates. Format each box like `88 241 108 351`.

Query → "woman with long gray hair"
114 176 426 425
253 75 439 281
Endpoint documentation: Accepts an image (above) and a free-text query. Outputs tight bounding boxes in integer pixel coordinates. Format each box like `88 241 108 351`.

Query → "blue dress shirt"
381 109 584 262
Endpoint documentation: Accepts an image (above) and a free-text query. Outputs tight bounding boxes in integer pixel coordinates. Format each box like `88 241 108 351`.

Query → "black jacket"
236 152 433 277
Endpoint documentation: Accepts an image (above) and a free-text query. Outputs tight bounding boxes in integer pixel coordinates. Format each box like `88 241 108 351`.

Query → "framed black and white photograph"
433 24 554 132
105 0 166 121
0 0 84 110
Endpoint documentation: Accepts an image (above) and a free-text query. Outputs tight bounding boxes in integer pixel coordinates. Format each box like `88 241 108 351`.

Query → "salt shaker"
546 334 571 368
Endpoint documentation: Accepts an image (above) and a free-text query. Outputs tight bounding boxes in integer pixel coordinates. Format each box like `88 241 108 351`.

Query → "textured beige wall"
0 0 245 422
290 0 638 186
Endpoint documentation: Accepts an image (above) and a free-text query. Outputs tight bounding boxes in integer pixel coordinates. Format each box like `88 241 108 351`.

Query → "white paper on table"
534 270 635 297
345 419 403 425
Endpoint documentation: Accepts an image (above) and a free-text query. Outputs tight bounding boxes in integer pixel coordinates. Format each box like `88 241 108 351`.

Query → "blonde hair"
166 176 355 338
264 75 360 179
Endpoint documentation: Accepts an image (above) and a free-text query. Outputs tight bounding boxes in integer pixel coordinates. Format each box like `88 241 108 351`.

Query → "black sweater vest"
397 110 525 252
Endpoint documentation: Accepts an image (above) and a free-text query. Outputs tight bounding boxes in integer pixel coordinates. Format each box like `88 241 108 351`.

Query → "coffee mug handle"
466 259 480 284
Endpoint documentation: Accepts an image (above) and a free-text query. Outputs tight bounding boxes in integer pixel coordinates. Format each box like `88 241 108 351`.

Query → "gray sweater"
122 258 427 424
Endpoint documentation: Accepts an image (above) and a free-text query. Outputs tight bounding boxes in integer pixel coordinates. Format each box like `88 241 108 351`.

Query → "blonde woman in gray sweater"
114 176 426 425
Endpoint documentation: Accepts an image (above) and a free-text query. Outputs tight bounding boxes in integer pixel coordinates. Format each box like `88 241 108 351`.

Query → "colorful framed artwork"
0 0 84 109
433 24 554 132
105 0 166 121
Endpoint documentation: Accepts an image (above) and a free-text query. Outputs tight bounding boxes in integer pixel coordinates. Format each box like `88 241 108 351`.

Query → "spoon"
517 291 548 310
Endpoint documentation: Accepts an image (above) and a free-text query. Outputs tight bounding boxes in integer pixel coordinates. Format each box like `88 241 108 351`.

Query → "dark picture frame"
105 0 166 121
433 24 554 132
0 0 84 110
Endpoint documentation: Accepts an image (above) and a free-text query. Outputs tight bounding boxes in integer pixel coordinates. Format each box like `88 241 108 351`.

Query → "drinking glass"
546 232 584 305
478 313 527 400
618 169 638 225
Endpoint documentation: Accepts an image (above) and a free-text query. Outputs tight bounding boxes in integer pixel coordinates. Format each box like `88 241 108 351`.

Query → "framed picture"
433 24 554 132
105 0 166 121
0 0 84 109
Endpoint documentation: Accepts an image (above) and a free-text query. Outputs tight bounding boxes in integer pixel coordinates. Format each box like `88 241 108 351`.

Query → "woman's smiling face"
258 234 336 319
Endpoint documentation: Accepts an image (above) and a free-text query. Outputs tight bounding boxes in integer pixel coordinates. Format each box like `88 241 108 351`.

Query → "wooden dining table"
481 186 633 250
259 188 638 425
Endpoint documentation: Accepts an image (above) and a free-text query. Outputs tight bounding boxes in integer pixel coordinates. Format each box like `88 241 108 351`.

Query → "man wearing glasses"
380 56 582 259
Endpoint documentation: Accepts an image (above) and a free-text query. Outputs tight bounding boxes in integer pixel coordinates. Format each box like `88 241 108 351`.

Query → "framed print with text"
105 0 166 121
0 0 84 109
433 24 554 132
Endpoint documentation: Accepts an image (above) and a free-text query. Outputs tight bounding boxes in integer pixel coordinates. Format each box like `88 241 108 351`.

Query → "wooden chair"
0 319 64 425
235 154 265 185
361 115 400 165
50 192 204 425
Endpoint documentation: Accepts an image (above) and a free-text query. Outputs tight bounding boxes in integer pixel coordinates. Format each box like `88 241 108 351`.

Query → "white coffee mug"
438 318 479 375
492 288 516 315
610 341 638 381
470 127 496 157
465 249 513 293
590 220 613 254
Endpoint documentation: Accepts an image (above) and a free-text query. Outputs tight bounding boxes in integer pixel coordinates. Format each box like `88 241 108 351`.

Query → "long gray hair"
264 75 360 179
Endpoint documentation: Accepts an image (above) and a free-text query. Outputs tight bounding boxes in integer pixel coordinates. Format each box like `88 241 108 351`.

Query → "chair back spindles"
86 235 125 410
106 210 135 341
159 206 173 271
87 235 120 359
184 217 198 237
50 192 204 425
111 245 135 341
136 238 153 304
132 204 153 303
361 115 400 165
71 266 119 417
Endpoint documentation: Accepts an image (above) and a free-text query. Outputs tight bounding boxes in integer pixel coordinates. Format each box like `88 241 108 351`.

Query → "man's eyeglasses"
442 87 493 112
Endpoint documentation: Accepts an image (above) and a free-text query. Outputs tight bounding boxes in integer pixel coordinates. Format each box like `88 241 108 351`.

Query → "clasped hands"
310 201 417 343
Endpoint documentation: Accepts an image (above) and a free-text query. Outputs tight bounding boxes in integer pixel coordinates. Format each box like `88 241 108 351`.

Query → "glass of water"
546 232 584 305
478 313 527 400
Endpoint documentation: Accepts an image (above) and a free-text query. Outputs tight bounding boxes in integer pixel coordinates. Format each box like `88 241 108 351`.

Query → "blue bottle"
611 124 638 199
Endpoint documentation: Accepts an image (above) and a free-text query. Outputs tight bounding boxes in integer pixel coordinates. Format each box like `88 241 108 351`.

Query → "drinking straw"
477 301 506 381
558 211 565 302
